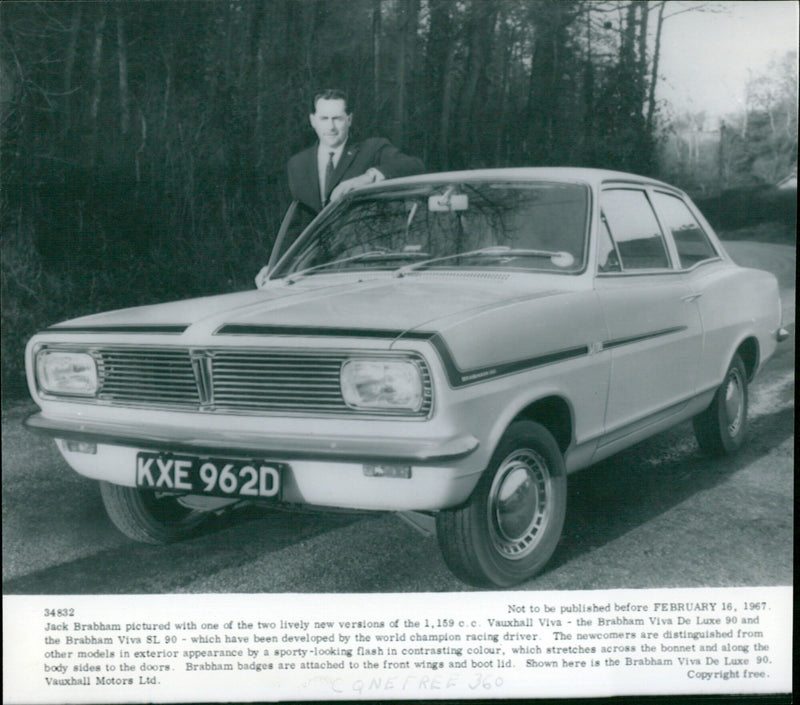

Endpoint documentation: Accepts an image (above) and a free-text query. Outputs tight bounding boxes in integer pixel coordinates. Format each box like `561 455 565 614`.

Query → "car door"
647 189 769 392
594 186 704 435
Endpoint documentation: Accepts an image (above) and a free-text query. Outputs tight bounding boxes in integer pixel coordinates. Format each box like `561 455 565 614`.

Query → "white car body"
25 168 786 586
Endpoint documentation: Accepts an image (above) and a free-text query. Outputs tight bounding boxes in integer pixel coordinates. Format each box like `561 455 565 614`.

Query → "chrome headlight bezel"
340 356 426 413
35 348 99 397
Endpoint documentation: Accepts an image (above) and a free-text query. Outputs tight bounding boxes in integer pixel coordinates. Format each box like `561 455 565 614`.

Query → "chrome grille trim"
38 345 433 418
96 347 199 407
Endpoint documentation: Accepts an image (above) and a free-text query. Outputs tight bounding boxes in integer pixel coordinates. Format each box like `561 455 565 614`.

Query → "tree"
744 51 798 183
392 0 419 147
452 0 497 166
4 0 719 395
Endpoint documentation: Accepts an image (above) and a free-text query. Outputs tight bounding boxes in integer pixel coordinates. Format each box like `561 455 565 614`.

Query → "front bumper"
25 412 483 511
24 412 479 462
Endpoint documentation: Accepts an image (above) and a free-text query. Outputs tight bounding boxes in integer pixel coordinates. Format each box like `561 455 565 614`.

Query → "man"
288 89 425 213
255 89 425 288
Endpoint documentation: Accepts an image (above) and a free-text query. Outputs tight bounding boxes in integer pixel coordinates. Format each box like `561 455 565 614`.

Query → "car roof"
379 167 677 191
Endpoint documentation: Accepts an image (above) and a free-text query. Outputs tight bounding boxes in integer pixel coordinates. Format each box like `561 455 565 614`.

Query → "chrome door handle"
681 293 703 303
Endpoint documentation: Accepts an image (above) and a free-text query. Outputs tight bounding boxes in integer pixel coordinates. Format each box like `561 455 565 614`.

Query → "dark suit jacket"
287 137 425 213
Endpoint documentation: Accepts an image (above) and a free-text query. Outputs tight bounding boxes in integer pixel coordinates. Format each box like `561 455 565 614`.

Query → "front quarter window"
597 215 622 273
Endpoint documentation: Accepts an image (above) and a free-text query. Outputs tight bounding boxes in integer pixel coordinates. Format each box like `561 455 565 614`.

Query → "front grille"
97 348 199 406
211 350 347 413
88 346 432 417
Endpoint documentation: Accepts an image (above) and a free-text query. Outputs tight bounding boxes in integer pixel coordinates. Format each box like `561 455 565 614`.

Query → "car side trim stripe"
602 326 688 350
421 334 589 388
45 325 189 334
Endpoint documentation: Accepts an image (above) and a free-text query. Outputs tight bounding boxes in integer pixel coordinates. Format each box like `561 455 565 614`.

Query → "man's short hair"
311 89 350 114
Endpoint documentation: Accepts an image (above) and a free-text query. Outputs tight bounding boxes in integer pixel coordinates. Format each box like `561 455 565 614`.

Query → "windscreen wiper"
394 246 574 277
286 249 431 284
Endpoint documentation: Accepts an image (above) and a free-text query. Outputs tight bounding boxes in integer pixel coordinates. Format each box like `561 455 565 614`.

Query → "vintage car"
25 168 787 587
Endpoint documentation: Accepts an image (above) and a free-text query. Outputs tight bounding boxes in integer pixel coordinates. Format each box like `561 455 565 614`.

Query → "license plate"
136 452 284 500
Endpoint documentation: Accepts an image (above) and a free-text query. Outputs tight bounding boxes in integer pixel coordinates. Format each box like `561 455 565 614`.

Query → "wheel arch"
735 336 760 382
463 392 574 505
511 395 573 454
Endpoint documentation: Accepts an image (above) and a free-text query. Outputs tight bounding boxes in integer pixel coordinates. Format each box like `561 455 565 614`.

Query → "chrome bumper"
24 412 480 463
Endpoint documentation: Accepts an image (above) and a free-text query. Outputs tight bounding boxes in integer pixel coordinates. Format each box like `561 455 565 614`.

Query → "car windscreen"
274 180 590 278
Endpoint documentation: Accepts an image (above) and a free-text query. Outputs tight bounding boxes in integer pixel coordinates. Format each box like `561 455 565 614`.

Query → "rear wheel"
436 421 567 588
100 482 209 544
693 354 749 456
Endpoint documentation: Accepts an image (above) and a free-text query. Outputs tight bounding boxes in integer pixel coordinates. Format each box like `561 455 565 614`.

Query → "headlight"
341 358 423 412
36 350 98 396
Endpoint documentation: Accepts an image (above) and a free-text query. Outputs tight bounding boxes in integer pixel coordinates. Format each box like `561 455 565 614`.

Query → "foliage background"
1 0 797 395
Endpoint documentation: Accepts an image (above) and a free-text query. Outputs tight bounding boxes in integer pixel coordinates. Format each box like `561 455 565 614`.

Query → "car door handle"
681 293 703 303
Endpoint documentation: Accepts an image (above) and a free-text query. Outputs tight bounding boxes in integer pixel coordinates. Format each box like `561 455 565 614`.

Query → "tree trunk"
62 3 82 133
583 2 595 160
439 42 458 169
526 1 565 161
372 0 381 124
160 41 173 133
637 0 648 87
423 0 451 167
456 1 496 163
646 1 665 134
90 8 107 166
394 4 407 146
495 19 517 165
394 0 419 146
621 1 637 67
405 0 419 140
116 5 130 136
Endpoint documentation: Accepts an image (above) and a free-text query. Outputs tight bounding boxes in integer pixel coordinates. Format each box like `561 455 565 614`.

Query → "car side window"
651 191 718 268
600 189 670 271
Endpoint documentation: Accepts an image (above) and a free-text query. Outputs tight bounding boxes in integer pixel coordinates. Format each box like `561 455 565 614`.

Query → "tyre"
692 354 748 457
436 421 567 588
100 482 209 544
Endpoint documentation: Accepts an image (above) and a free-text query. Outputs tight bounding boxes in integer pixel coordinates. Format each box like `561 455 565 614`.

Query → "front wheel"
436 421 567 588
100 482 209 544
692 354 749 456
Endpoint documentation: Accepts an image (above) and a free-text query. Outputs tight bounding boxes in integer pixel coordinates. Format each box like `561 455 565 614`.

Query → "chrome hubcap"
488 448 550 560
724 368 744 437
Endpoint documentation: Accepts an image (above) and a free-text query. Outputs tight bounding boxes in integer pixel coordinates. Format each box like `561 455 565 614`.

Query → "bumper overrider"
24 412 481 511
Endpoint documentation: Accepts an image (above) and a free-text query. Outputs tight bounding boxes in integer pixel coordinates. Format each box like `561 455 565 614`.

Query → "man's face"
309 98 352 149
